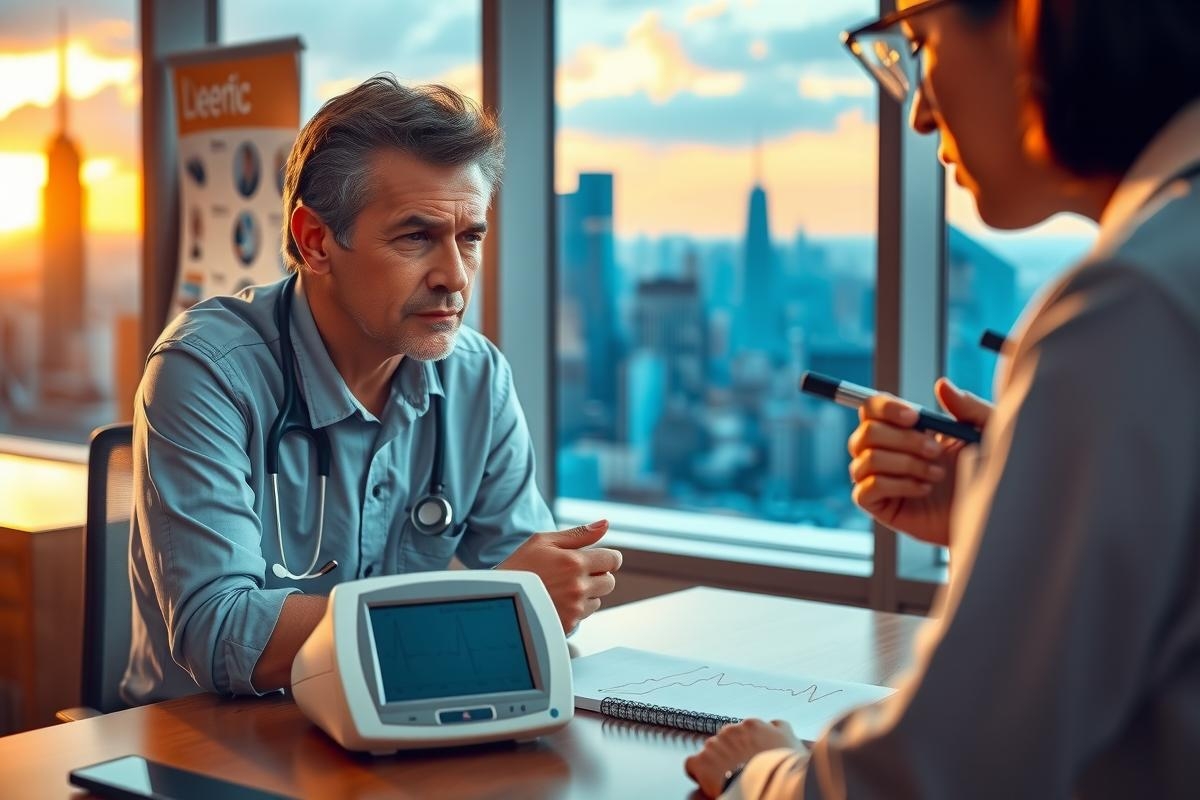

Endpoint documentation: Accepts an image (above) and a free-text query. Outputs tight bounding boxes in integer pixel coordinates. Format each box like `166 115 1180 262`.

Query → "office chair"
57 423 134 721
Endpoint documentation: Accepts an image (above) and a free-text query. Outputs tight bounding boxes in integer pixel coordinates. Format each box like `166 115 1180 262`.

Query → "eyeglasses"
840 0 955 105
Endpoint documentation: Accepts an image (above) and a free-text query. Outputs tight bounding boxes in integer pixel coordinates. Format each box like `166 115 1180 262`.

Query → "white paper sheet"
572 647 894 740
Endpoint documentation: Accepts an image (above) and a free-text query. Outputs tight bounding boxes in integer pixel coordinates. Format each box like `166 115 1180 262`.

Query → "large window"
554 2 879 553
0 3 141 444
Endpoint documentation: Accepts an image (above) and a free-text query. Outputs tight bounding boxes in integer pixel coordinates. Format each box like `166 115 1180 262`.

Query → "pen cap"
799 371 839 400
979 330 1008 353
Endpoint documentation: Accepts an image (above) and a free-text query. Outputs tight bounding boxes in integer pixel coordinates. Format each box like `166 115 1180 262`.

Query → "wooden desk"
0 453 88 734
0 587 926 798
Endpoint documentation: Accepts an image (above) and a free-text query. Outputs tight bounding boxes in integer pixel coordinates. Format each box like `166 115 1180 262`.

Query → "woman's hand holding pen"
848 378 992 546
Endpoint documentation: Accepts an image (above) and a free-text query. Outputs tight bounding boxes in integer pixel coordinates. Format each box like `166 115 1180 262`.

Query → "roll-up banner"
167 38 302 317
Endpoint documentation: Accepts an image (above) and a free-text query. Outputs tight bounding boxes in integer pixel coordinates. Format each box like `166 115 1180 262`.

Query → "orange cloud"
685 0 730 25
0 39 139 122
558 109 878 237
558 11 744 109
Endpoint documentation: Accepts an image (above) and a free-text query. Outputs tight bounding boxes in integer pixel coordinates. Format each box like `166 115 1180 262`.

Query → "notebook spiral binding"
599 697 742 735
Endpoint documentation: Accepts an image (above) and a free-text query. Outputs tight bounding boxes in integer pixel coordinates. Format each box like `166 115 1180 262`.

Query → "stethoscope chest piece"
410 493 453 536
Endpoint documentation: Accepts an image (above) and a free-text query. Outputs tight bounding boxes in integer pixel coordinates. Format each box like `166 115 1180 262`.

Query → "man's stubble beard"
392 320 460 362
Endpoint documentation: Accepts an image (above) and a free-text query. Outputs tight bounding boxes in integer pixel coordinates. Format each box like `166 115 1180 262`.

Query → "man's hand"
685 719 805 798
497 520 621 633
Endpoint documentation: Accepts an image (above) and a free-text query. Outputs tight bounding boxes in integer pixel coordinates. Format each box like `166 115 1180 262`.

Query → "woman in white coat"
686 0 1200 796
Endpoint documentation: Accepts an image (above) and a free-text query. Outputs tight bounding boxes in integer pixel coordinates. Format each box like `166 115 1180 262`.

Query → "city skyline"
555 165 1048 527
0 1 1096 452
1 2 1100 254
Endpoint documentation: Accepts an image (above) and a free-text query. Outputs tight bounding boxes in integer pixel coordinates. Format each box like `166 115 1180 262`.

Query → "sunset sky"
0 2 139 238
0 0 1093 247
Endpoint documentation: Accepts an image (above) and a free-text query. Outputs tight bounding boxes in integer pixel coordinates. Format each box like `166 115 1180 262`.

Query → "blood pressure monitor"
291 571 573 754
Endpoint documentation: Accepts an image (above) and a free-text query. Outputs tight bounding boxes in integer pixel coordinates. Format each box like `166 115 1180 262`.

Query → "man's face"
324 148 489 361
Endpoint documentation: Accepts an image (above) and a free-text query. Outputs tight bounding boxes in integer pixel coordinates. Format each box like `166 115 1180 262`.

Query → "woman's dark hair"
952 0 1200 177
1018 0 1200 177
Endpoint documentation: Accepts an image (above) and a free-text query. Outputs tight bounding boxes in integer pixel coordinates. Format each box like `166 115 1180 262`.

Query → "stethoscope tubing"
268 274 453 580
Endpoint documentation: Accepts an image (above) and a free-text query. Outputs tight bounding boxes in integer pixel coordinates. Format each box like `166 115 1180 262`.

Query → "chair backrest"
81 423 134 714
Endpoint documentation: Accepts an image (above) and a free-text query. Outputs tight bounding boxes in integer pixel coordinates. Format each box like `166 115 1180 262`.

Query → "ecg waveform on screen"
390 615 523 676
601 665 845 704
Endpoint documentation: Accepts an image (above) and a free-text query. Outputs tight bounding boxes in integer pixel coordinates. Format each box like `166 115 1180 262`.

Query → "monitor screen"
368 596 536 703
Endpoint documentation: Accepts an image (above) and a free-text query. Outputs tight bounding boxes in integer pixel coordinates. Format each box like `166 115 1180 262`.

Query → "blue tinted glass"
555 2 880 534
943 177 1095 401
369 597 534 703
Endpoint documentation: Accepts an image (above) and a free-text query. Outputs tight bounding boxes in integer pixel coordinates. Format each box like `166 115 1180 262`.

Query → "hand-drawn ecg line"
600 666 844 704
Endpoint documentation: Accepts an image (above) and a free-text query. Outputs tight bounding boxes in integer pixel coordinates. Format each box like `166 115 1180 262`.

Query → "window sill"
900 562 950 585
597 527 871 577
555 497 872 579
0 435 88 464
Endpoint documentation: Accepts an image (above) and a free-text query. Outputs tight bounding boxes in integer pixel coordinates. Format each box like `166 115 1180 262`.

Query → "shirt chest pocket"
401 516 467 562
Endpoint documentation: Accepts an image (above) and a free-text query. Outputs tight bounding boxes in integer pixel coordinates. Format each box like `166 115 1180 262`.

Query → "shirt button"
371 484 384 499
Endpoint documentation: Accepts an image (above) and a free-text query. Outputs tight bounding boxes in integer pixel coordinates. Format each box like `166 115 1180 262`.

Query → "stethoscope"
267 273 454 581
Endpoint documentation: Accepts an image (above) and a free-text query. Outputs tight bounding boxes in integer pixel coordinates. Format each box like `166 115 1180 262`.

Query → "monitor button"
438 706 496 724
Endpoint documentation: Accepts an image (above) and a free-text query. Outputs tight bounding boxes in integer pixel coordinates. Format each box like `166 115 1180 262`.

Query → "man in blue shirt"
122 76 621 704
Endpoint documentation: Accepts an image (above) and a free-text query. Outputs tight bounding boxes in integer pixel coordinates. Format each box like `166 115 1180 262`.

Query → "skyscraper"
631 273 706 401
558 173 620 438
733 138 778 357
41 13 86 381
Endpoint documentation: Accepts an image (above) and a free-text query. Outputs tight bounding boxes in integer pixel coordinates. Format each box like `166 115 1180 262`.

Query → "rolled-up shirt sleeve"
729 261 1200 798
454 352 555 569
135 341 297 695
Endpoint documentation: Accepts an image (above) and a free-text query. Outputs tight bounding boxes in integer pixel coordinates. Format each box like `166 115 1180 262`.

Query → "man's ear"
290 205 334 275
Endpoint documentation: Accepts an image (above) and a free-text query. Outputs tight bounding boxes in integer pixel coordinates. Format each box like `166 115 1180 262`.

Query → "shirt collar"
1096 98 1200 251
286 277 447 428
392 356 445 418
287 277 360 428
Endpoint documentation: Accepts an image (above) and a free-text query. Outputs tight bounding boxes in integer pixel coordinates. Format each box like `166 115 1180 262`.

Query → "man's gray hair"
281 75 504 272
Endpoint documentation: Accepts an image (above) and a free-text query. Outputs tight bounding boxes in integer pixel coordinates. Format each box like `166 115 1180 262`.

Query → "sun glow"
0 32 140 237
0 153 47 234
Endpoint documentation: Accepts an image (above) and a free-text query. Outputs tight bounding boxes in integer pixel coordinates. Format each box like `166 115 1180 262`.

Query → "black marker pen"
800 371 982 444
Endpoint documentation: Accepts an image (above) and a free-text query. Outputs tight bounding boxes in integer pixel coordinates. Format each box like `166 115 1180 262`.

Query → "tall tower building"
558 173 619 438
41 12 86 379
734 136 778 357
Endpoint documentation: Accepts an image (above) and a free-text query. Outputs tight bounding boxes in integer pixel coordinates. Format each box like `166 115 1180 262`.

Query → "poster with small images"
169 40 301 319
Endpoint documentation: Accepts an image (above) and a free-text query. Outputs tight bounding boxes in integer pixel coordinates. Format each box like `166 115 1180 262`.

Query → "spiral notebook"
571 647 894 738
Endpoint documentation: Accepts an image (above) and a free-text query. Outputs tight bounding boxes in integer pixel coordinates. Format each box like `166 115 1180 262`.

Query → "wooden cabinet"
0 454 86 734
